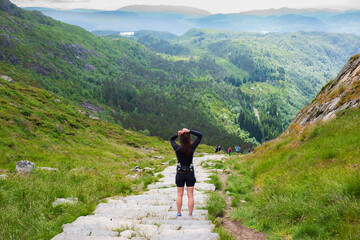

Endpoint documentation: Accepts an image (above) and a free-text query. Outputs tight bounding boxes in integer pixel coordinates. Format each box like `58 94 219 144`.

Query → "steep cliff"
291 54 360 128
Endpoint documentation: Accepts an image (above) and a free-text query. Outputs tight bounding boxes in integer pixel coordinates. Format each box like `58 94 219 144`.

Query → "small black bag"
177 164 194 172
181 166 190 172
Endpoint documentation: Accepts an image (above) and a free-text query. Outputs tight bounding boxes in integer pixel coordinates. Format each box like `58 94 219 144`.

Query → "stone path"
52 154 223 240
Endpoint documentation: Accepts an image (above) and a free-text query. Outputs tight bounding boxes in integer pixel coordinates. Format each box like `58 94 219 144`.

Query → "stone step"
52 235 131 240
158 223 215 232
140 219 212 226
51 154 223 240
150 232 219 240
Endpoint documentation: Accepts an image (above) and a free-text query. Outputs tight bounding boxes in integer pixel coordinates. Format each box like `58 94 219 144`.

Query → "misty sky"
12 0 360 13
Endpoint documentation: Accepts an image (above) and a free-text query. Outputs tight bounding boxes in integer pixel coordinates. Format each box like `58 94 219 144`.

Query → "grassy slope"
0 77 211 239
222 106 360 239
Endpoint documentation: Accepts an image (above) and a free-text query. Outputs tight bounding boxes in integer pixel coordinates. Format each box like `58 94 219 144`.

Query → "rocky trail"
52 155 224 240
218 173 267 240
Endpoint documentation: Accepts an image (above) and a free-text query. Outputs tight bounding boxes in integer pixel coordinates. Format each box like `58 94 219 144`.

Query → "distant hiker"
228 147 232 156
218 146 222 154
170 128 203 217
214 146 218 154
248 148 251 153
235 146 241 154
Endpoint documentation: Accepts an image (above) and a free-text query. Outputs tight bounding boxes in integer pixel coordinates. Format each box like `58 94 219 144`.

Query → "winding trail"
52 154 223 240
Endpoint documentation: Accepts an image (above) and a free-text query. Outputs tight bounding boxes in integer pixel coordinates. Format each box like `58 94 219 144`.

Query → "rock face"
16 160 35 173
51 155 222 240
81 101 104 114
291 54 360 129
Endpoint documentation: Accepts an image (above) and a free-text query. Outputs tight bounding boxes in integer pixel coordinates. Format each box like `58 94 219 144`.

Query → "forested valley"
1 0 360 148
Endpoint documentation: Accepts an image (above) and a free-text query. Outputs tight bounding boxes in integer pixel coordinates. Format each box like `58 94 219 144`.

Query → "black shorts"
175 172 196 187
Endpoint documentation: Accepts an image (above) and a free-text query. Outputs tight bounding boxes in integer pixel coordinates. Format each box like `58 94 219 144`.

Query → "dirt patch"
222 219 267 240
219 172 267 240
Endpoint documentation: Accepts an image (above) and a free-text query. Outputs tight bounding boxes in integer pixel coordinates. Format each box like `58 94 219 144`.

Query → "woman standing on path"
170 128 203 217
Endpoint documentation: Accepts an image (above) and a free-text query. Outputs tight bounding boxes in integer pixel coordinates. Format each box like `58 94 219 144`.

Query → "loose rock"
16 160 35 173
154 156 164 159
134 166 143 172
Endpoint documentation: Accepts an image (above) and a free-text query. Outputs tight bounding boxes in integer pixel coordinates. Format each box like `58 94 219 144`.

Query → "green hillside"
218 56 360 239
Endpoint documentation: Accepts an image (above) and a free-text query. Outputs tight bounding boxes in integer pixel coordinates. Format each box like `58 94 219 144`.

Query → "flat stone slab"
52 155 222 240
150 232 219 240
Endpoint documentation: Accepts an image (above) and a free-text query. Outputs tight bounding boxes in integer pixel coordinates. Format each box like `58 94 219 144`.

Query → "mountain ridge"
118 4 211 16
21 3 360 35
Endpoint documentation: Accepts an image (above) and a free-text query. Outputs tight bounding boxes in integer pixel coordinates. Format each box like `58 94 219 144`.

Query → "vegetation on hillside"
221 107 360 239
126 29 360 141
3 1 360 146
0 1 264 148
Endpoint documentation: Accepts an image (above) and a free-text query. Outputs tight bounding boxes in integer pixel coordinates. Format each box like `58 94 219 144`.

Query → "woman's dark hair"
180 133 193 157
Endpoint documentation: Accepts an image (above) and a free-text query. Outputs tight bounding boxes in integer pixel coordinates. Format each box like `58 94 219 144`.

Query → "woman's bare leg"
187 186 194 216
176 187 184 215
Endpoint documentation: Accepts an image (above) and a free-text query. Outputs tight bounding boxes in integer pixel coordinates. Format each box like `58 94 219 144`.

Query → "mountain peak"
117 5 211 16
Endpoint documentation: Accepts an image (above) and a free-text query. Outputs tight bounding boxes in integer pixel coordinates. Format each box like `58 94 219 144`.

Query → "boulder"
52 197 78 207
37 167 60 172
134 166 143 172
154 156 164 159
16 160 35 173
